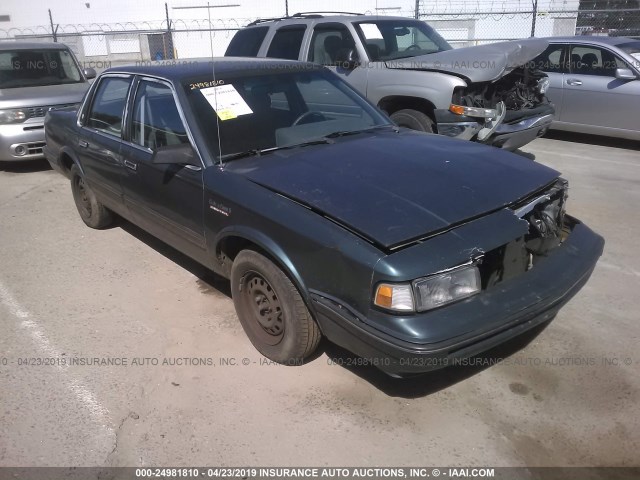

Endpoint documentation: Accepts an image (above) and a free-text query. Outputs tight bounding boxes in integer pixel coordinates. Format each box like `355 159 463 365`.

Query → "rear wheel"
70 164 113 229
390 109 435 133
231 250 321 364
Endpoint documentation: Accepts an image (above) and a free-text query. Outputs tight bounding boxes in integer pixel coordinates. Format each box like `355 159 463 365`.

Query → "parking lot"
0 133 638 468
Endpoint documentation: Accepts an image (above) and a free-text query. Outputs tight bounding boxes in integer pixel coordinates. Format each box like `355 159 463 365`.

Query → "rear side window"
225 27 269 57
266 26 306 60
86 76 132 136
131 80 189 150
533 44 566 73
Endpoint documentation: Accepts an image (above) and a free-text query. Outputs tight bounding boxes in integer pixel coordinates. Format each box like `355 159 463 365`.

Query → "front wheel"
390 109 435 133
230 250 321 364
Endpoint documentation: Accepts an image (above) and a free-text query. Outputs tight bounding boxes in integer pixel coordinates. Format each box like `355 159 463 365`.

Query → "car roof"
543 36 638 46
102 57 325 81
0 41 73 50
245 14 423 27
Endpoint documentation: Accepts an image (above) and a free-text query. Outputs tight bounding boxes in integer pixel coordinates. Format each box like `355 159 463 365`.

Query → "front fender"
212 225 311 306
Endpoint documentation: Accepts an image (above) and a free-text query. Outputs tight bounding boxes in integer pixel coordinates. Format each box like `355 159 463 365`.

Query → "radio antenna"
207 1 224 166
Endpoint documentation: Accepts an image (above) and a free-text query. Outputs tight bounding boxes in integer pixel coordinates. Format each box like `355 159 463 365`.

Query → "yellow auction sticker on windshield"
200 84 253 121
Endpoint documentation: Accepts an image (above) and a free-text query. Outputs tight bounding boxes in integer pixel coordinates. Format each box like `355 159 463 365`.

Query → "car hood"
232 130 560 250
385 38 549 83
0 82 89 109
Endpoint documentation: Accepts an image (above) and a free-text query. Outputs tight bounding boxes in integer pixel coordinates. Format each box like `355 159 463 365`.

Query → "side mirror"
83 67 97 80
151 143 201 168
336 48 360 70
615 68 636 81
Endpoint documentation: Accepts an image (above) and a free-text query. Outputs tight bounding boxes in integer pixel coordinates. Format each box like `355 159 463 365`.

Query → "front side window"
308 25 359 65
86 76 132 136
569 45 625 76
266 26 306 60
0 48 83 89
131 80 188 150
184 68 390 160
354 20 451 61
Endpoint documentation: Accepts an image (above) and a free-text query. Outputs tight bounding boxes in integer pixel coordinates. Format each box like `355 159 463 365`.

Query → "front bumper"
0 121 46 161
435 104 555 151
311 219 604 376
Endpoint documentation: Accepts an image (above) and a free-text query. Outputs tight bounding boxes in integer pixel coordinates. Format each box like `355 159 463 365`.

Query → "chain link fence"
0 1 638 70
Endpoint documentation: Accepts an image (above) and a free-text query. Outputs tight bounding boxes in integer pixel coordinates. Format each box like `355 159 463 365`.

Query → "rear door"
561 44 638 129
79 74 133 211
533 43 567 119
119 77 206 258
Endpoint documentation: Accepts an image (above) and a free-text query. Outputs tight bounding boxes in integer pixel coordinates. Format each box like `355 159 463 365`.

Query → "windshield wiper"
325 125 399 138
220 138 331 163
220 126 397 163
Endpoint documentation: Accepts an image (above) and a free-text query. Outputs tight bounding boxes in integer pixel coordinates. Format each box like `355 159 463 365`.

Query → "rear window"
225 27 269 57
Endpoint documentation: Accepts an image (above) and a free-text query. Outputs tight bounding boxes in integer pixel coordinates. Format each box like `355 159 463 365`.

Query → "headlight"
374 283 414 312
373 265 481 313
449 104 498 119
414 265 481 311
537 78 550 95
0 108 28 125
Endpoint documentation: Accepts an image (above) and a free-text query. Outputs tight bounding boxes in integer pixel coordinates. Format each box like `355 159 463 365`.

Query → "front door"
307 22 368 95
561 44 639 130
120 77 206 258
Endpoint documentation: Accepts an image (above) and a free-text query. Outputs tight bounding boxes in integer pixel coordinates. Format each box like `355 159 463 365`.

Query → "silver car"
0 42 95 162
533 36 640 140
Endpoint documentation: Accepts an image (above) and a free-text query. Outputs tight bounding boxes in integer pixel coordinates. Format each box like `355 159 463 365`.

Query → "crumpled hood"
231 130 560 249
386 38 549 83
0 82 89 109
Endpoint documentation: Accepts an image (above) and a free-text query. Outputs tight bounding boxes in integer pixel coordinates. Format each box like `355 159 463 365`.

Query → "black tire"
231 250 321 364
70 164 113 229
390 109 435 133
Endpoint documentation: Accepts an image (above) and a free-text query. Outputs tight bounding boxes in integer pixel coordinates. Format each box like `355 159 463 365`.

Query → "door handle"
78 140 89 148
124 159 137 171
566 78 583 86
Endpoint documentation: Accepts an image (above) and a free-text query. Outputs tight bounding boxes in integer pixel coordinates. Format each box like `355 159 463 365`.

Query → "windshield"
355 20 452 61
185 68 391 160
0 48 84 89
619 40 640 66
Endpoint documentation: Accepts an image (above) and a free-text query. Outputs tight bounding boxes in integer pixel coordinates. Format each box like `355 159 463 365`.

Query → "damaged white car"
225 13 555 150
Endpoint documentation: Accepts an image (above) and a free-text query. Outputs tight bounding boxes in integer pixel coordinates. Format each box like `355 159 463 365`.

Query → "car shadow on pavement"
544 131 640 150
0 159 52 173
118 219 232 298
322 320 553 398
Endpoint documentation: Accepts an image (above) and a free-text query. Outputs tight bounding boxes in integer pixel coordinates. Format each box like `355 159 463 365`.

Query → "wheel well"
217 235 311 295
60 152 75 174
378 96 437 128
217 236 258 268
